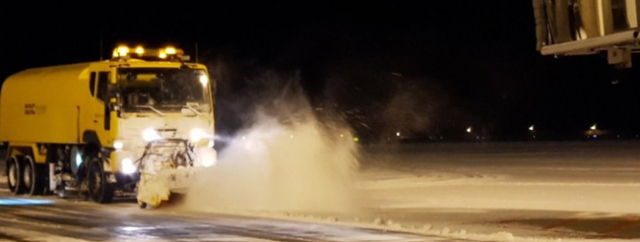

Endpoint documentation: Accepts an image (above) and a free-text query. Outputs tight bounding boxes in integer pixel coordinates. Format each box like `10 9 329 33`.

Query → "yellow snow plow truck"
1 45 216 207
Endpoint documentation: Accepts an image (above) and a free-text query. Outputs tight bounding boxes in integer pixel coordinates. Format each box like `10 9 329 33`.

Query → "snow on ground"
0 226 90 242
353 142 640 241
178 141 640 242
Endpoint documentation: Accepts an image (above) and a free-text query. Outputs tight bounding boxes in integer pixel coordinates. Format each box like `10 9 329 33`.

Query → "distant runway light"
396 132 400 137
590 124 597 130
466 127 472 133
529 125 534 131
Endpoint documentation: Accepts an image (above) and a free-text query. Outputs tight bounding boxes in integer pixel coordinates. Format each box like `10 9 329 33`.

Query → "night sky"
2 1 640 142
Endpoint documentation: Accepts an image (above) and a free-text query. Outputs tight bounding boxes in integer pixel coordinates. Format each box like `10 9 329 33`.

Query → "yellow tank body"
0 63 96 145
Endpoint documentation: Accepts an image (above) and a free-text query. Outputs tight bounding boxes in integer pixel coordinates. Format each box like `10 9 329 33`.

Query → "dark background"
2 1 640 142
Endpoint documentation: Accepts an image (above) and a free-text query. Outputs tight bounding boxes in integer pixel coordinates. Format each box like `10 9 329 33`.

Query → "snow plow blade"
133 139 211 208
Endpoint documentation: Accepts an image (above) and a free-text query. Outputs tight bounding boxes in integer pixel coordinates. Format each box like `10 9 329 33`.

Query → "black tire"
7 156 23 195
22 156 48 196
87 157 114 203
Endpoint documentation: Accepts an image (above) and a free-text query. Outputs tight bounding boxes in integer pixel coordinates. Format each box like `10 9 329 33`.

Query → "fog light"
142 128 161 142
199 148 216 167
122 158 137 174
114 140 124 150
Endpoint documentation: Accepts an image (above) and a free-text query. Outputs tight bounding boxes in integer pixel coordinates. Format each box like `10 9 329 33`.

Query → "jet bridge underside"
533 0 640 68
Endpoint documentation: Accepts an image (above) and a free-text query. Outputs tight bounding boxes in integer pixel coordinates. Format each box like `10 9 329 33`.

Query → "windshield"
117 68 212 113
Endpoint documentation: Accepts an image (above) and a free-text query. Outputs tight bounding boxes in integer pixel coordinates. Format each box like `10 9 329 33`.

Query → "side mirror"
108 98 119 111
107 82 119 96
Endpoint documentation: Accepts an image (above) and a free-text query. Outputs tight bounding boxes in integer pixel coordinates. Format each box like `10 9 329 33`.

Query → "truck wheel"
7 156 23 195
87 157 114 203
22 155 47 196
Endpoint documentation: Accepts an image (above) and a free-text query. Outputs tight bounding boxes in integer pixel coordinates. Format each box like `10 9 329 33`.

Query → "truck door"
90 71 113 147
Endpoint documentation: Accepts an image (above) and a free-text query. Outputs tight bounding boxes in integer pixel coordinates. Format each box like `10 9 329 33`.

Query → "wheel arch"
6 144 42 163
82 130 102 158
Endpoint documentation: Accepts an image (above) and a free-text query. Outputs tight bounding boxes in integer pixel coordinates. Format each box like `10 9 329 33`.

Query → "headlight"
122 158 137 174
113 140 124 150
201 158 215 167
198 148 216 167
142 128 162 142
190 128 210 142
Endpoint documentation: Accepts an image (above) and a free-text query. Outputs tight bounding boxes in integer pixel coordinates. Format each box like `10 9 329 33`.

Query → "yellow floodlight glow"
135 46 144 55
159 52 167 59
117 46 129 56
165 47 176 55
112 51 119 57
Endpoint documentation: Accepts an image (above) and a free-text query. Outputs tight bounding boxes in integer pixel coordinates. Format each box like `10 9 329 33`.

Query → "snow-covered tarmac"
353 141 640 241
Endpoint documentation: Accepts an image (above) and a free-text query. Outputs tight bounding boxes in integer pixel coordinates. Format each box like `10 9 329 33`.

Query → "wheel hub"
8 163 16 187
23 165 31 188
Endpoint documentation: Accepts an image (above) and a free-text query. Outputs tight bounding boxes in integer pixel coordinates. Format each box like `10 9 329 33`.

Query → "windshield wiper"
183 105 201 117
135 105 165 117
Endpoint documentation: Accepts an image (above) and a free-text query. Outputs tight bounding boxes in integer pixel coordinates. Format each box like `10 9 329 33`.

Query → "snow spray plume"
180 72 361 214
